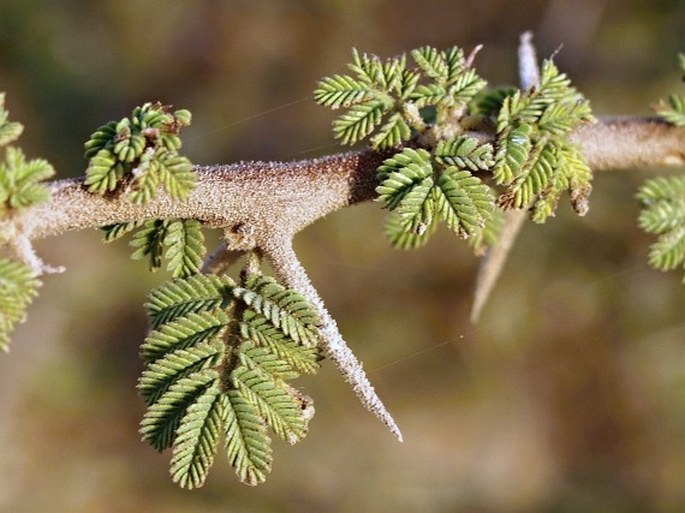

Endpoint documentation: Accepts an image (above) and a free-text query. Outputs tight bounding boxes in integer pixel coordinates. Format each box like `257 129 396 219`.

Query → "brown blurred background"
1 1 685 512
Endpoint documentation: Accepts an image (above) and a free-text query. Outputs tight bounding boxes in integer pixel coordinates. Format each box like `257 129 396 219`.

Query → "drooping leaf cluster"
314 46 487 149
490 60 595 222
0 257 40 352
376 141 494 248
102 218 206 278
655 54 685 126
84 102 195 204
139 272 321 488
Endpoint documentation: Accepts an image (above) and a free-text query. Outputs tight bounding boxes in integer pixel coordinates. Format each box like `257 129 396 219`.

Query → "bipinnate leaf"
491 57 593 220
140 271 322 487
84 102 196 203
315 45 486 149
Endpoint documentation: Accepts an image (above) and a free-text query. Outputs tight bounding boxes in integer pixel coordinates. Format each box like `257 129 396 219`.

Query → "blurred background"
1 1 685 512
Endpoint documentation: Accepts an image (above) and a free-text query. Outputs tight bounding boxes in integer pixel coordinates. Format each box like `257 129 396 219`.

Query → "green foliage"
314 46 486 149
0 258 40 352
637 176 685 280
376 141 494 247
0 94 55 214
0 91 54 351
84 102 196 203
139 271 321 487
492 60 594 222
104 218 206 278
655 54 685 126
0 146 55 213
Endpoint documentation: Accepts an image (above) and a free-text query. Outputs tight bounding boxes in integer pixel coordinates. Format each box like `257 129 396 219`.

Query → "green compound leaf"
145 273 234 330
224 388 272 486
129 219 206 277
332 99 390 146
141 310 230 364
637 175 685 281
497 140 557 210
370 112 412 150
530 143 592 223
313 74 372 109
492 124 533 185
376 147 433 210
411 46 452 83
139 271 321 487
492 57 593 220
435 167 494 238
164 219 206 278
170 385 226 489
240 311 320 375
84 149 125 193
232 362 309 445
138 341 224 406
140 368 219 452
0 146 55 212
84 102 196 203
434 135 495 171
131 219 168 271
0 258 41 352
233 274 321 347
394 176 436 235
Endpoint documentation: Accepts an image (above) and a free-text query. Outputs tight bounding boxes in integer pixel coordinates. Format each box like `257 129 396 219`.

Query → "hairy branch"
8 117 684 248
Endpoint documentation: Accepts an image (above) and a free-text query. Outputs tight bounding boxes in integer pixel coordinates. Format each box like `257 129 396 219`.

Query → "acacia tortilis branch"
8 117 684 245
1 113 683 439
